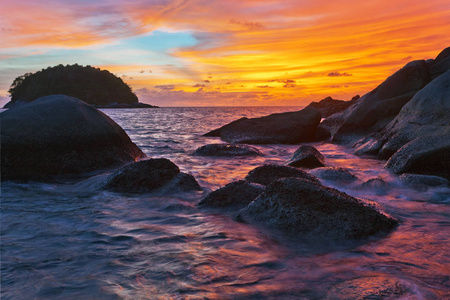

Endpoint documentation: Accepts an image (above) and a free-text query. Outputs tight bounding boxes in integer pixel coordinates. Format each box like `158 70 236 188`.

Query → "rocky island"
3 64 158 109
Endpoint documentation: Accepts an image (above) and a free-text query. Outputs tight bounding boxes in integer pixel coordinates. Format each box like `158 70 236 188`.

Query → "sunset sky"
0 0 449 107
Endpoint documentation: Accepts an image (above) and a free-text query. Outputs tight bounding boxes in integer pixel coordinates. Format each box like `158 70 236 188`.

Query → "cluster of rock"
200 162 398 240
319 47 450 179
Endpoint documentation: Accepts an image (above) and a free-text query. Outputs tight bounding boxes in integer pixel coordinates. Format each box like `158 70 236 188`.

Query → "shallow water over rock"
1 107 449 299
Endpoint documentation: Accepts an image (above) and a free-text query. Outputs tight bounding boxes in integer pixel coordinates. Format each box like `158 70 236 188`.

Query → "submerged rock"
211 107 321 144
359 178 390 195
104 158 181 193
236 177 398 239
158 172 202 194
1 94 146 181
286 145 325 168
245 164 319 186
310 167 358 184
384 135 450 180
326 276 408 300
198 180 265 208
193 143 262 156
399 173 449 190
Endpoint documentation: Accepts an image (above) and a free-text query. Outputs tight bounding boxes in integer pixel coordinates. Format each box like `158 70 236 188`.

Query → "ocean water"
1 107 449 299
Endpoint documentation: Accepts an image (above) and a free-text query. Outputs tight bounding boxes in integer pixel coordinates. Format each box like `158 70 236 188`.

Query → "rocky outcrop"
286 145 325 168
236 177 398 239
306 95 359 118
193 144 262 156
203 117 248 137
330 59 432 145
357 69 450 158
384 135 450 180
245 164 319 186
206 107 321 144
1 95 146 181
198 180 265 208
103 158 201 193
310 167 358 184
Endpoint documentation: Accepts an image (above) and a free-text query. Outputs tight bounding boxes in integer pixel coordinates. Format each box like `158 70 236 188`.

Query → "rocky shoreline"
1 48 449 247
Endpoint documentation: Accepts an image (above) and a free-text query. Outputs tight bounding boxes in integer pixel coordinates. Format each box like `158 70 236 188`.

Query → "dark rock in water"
210 107 321 144
360 178 390 195
1 95 146 181
236 177 398 239
104 158 180 192
399 173 449 191
306 95 359 118
245 164 320 186
158 172 202 194
203 117 248 137
286 145 325 169
198 180 265 208
310 167 358 184
384 135 450 180
327 276 408 300
193 143 262 156
331 59 431 145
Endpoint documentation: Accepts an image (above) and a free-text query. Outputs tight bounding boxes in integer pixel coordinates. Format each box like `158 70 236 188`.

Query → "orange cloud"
1 0 449 106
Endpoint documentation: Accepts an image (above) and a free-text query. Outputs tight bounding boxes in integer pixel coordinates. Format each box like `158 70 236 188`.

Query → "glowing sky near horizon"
0 0 449 106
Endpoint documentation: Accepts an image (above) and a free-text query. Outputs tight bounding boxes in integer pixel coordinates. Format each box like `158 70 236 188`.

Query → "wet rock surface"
236 177 398 239
211 107 321 144
245 164 320 186
198 180 265 208
310 167 359 184
399 173 449 190
1 94 146 181
286 145 325 168
193 143 262 156
104 158 182 193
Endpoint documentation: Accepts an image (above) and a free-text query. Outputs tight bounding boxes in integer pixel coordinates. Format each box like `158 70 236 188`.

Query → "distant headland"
3 64 158 109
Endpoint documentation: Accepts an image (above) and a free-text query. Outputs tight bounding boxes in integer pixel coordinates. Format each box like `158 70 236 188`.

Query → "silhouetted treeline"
8 64 138 105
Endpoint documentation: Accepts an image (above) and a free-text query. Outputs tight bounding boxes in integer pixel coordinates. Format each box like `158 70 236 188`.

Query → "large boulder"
375 69 450 158
208 107 321 144
306 95 359 118
198 180 265 208
103 158 201 193
245 164 320 186
1 95 146 181
236 177 398 239
286 145 325 168
193 143 262 156
329 59 431 145
203 117 248 137
384 135 450 180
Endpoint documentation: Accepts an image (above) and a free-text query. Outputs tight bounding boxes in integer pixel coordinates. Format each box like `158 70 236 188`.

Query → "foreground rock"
306 95 359 118
310 167 358 184
385 135 450 180
236 178 398 239
104 158 201 193
198 181 265 208
286 145 325 168
245 164 319 186
193 144 262 156
1 95 146 181
206 107 321 144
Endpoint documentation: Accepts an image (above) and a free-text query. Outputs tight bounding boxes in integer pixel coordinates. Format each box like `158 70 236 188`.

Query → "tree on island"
7 64 139 106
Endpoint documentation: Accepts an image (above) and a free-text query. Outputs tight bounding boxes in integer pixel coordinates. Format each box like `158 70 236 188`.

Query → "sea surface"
1 107 449 299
